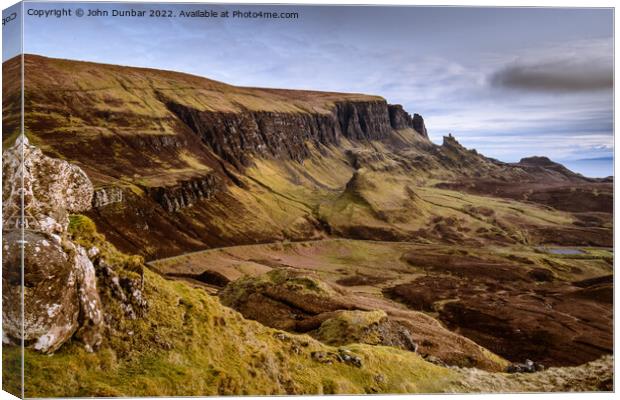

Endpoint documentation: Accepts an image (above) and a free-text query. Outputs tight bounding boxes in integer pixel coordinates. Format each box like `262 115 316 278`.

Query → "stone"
311 351 333 364
423 355 448 368
273 332 290 341
2 230 103 354
2 136 104 354
147 173 221 212
338 349 363 368
397 328 418 352
506 359 545 373
88 246 100 259
412 113 428 138
2 135 93 234
388 104 414 130
92 186 123 208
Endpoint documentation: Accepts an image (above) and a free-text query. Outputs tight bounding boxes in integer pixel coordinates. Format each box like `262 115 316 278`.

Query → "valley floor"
151 239 613 372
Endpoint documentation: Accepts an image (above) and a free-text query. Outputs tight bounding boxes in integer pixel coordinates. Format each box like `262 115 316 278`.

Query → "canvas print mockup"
1 1 614 397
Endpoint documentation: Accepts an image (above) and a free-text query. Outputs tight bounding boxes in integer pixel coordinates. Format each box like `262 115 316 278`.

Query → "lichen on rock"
2 135 94 234
2 135 104 353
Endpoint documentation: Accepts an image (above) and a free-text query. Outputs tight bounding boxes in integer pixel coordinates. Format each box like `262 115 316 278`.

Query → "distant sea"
562 157 613 179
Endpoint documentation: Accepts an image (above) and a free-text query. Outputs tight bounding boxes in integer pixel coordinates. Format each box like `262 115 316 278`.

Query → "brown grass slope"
5 55 611 260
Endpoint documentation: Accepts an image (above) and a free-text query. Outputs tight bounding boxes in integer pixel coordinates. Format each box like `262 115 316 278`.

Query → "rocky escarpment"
10 55 611 261
2 136 103 353
412 114 428 138
2 136 146 353
146 172 221 212
388 104 428 138
333 100 393 140
432 138 612 216
93 186 124 208
166 99 427 168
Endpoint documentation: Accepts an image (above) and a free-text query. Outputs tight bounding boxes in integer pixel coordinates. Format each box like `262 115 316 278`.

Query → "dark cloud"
490 60 612 92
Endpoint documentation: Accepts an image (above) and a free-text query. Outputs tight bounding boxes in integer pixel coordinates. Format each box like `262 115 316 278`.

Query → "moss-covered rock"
220 268 353 331
316 310 388 346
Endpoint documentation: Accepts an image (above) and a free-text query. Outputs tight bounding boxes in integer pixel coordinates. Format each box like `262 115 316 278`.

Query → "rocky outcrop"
2 136 93 234
166 99 425 167
412 114 428 138
130 134 185 151
388 104 413 129
219 268 507 371
166 102 336 166
146 172 221 212
442 133 467 150
315 310 420 353
2 135 104 353
2 137 147 354
94 256 148 321
515 156 585 182
2 230 104 353
334 100 393 140
220 269 354 332
93 186 124 208
452 355 613 393
387 106 428 138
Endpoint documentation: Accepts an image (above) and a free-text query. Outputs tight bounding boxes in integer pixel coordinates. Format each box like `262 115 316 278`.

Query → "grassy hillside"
6 55 610 260
3 269 458 396
2 215 458 396
17 53 381 137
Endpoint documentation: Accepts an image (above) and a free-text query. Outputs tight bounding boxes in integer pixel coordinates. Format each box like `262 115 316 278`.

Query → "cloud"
489 58 612 93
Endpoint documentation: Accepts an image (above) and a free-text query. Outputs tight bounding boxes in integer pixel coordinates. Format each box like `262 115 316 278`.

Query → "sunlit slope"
10 54 611 260
4 268 458 397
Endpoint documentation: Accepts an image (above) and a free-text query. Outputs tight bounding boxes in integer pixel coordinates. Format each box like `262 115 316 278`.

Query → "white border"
0 1 616 400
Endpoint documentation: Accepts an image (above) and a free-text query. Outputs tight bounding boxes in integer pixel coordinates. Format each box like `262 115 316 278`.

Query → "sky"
3 2 614 176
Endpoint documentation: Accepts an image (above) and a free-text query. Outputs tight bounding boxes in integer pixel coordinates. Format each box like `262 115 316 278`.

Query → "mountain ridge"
3 54 611 259
2 54 613 396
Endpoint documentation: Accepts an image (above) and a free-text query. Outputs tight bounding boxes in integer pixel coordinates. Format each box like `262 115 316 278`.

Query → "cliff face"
93 186 124 208
8 55 430 178
387 105 428 138
334 100 393 140
166 98 424 167
412 114 428 138
146 172 221 212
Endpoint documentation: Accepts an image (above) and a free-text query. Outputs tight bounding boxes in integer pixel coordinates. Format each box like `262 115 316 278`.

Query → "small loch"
536 247 585 255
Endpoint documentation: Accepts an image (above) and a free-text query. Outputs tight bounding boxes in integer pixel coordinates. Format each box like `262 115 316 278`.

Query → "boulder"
506 359 545 373
219 268 353 332
3 135 93 234
2 136 103 353
2 230 103 353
